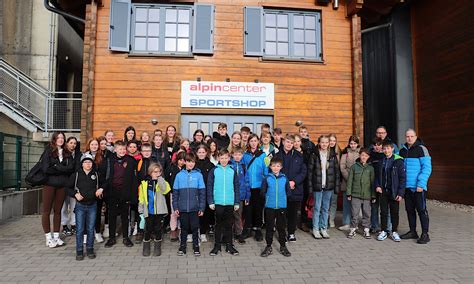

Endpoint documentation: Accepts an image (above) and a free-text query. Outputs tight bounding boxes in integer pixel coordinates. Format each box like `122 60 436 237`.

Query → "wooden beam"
347 0 364 17
351 14 364 144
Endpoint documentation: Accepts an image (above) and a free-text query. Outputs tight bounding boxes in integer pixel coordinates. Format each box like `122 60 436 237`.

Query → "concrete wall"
0 188 42 222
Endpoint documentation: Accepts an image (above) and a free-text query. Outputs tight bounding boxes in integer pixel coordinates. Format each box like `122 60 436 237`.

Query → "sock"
53 232 60 239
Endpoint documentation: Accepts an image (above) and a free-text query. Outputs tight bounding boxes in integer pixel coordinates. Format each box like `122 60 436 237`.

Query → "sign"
181 81 274 109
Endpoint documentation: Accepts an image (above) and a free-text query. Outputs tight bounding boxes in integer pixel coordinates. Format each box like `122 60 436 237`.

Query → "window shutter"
316 12 323 60
193 4 215 54
244 6 264 56
109 0 131 52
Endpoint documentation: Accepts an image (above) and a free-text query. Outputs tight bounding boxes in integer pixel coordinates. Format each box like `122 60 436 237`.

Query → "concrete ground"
0 201 473 284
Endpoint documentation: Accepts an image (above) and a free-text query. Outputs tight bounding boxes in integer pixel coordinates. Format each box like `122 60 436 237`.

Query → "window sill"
260 56 325 64
127 53 195 59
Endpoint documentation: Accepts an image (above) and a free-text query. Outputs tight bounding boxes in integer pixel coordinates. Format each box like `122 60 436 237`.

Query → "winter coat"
66 169 103 205
399 138 432 191
261 173 291 209
106 154 138 203
151 144 171 171
138 177 171 217
301 137 316 164
375 154 406 199
212 132 230 150
137 157 152 182
207 164 240 206
195 158 215 186
164 163 182 192
41 147 75 188
275 149 307 202
172 169 206 212
242 150 268 189
307 149 340 192
190 141 205 152
340 148 360 192
346 161 375 200
230 159 251 202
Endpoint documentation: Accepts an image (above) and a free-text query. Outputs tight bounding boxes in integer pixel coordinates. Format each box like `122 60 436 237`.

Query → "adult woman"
227 131 243 152
328 133 342 228
41 132 75 248
163 125 180 157
190 129 205 152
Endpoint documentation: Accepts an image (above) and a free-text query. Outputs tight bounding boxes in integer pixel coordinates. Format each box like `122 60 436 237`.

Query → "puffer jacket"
172 169 206 212
138 177 171 217
230 159 251 201
151 144 170 171
340 147 360 192
207 164 240 206
275 149 307 202
346 161 375 200
399 138 432 191
261 173 291 209
242 150 268 189
308 149 340 192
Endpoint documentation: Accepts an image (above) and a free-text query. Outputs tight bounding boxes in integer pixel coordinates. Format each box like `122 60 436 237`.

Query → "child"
375 141 406 242
230 147 250 244
66 153 104 260
207 149 240 256
213 122 230 150
127 140 142 162
272 128 283 151
260 131 279 165
260 157 291 257
164 151 186 241
151 134 170 170
126 139 142 238
134 142 153 244
171 138 191 162
369 137 386 233
172 153 206 256
346 148 375 239
207 139 219 166
240 126 251 148
195 145 215 243
138 163 171 256
227 131 243 153
104 130 115 152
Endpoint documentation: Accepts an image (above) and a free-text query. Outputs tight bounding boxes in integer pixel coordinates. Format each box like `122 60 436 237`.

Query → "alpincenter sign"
181 81 275 109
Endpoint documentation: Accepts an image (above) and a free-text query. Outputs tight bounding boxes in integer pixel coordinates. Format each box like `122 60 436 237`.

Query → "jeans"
74 202 97 253
312 190 333 230
61 196 76 226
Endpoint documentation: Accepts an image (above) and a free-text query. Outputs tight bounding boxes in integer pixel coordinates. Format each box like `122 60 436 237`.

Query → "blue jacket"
230 159 251 202
207 164 240 206
242 150 268 189
374 154 406 199
275 149 307 202
261 173 291 209
399 139 432 191
172 169 206 212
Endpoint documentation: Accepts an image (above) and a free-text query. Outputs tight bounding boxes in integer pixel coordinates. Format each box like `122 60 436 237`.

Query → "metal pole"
16 136 22 190
361 23 391 34
0 133 4 190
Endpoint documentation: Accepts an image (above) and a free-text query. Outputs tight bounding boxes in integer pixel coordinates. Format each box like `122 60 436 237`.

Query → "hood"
403 137 424 150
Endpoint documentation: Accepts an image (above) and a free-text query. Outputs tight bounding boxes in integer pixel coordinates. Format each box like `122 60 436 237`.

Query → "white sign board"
181 81 274 109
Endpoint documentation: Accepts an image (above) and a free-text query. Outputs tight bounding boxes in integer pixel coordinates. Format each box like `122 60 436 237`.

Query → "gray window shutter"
316 12 323 60
244 6 263 56
109 0 131 52
193 4 214 54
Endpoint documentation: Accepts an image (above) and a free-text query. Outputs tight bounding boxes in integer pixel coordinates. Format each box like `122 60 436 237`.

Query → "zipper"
276 176 279 209
223 166 226 205
187 172 190 212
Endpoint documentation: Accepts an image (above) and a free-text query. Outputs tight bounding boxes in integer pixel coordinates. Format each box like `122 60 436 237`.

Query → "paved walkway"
0 201 473 284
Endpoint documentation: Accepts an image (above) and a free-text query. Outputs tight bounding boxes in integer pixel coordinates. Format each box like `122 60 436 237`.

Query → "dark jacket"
375 154 406 200
195 158 215 187
301 137 316 164
212 132 230 150
172 169 206 212
190 141 206 152
41 147 75 188
164 163 182 192
275 149 307 201
97 150 113 195
230 159 251 202
151 144 170 171
138 157 152 182
66 169 104 205
307 149 340 192
106 154 138 203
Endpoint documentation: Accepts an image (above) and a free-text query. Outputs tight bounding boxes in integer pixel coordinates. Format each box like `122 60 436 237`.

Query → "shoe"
338 225 350 231
417 233 430 244
300 223 311 232
370 228 379 234
76 251 84 261
193 246 201 256
363 228 371 239
280 246 291 257
53 233 65 247
209 245 221 256
261 245 272 257
142 240 151 256
347 228 356 239
329 220 335 228
46 238 57 248
104 238 116 248
187 234 192 243
153 240 162 256
95 233 104 243
400 231 419 240
177 246 186 256
391 232 401 242
312 229 322 239
288 234 296 242
320 229 330 239
71 225 76 235
86 248 96 259
225 244 239 256
200 234 208 243
241 228 250 239
170 230 179 242
102 225 109 238
63 225 72 236
83 235 87 244
208 226 215 235
377 231 388 241
123 238 134 247
254 229 263 242
135 232 143 244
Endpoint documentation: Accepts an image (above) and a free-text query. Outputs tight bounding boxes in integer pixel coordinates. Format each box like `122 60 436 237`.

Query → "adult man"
399 129 432 244
373 126 399 153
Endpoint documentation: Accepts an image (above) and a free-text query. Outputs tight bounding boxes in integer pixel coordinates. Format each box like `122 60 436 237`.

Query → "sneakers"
280 246 291 257
95 233 104 243
209 245 221 256
254 229 263 242
400 231 419 240
143 240 151 256
177 246 186 256
329 220 336 228
312 229 322 239
377 231 388 241
193 246 201 256
86 248 96 259
102 225 109 238
187 234 193 243
170 230 179 242
347 228 356 239
104 238 116 248
338 224 350 231
288 234 296 242
417 233 430 244
225 244 239 256
63 225 73 236
76 251 84 261
237 234 246 244
260 245 272 257
320 229 330 239
53 232 65 247
363 228 371 239
200 234 208 243
391 232 401 242
123 237 134 247
83 235 87 244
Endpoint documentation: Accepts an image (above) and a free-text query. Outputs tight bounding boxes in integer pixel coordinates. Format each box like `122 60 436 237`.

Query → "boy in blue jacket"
172 153 206 256
260 157 291 257
208 149 241 256
230 147 250 244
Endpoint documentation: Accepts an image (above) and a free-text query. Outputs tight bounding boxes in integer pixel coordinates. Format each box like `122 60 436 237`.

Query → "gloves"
139 214 145 230
234 204 240 211
209 204 215 210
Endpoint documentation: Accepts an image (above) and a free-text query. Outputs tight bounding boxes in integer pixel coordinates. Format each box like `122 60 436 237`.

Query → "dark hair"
270 156 283 166
49 132 70 158
382 141 394 148
246 133 260 152
127 140 138 147
359 148 371 156
175 151 186 163
372 137 384 146
273 128 282 135
123 126 136 142
185 152 196 162
193 129 205 142
240 126 251 133
218 122 227 129
218 149 230 157
195 144 210 158
376 126 387 131
261 123 271 130
347 135 360 146
207 138 218 159
164 125 178 145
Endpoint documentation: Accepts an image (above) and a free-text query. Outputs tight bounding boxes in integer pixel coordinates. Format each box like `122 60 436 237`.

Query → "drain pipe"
44 0 85 24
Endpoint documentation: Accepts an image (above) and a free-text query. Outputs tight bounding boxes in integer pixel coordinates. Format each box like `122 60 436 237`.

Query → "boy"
230 147 250 244
172 153 206 256
261 123 271 134
207 149 240 256
240 126 251 148
369 137 388 233
346 148 375 239
212 122 230 150
104 141 138 248
260 157 291 257
135 142 153 244
375 141 406 242
67 153 104 260
272 128 284 151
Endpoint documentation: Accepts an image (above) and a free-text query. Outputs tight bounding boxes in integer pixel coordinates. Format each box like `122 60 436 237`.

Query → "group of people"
38 122 432 261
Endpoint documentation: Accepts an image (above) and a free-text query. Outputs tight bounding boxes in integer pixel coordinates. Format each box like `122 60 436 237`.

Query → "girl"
41 132 74 248
127 140 142 161
104 130 115 152
171 138 191 163
124 126 136 143
207 139 219 166
328 133 342 228
190 129 205 152
138 163 171 256
294 134 303 154
164 125 180 157
338 135 361 231
61 136 81 236
227 131 243 153
204 135 212 144
97 136 112 238
308 135 340 239
141 131 151 144
194 144 215 242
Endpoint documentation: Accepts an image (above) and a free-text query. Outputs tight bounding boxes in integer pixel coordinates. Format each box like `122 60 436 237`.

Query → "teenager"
213 122 230 150
164 125 180 157
190 129 205 152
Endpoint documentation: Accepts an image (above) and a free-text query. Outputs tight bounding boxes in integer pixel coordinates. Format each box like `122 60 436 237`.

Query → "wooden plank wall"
411 0 474 204
91 0 354 145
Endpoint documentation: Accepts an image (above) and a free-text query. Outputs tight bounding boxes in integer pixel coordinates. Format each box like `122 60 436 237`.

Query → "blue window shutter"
193 4 215 54
244 6 263 56
109 0 131 52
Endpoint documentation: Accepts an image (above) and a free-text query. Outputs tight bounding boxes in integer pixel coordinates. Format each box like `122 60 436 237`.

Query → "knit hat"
80 153 94 164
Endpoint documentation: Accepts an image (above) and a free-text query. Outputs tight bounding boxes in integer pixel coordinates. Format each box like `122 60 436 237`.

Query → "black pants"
163 193 171 229
215 205 234 245
380 192 399 232
108 199 130 239
199 206 213 234
264 208 287 247
287 201 300 235
179 212 199 247
95 198 104 233
144 214 164 241
405 190 429 233
244 188 264 229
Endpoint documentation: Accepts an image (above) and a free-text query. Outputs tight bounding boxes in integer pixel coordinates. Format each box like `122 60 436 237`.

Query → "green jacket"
346 161 375 200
